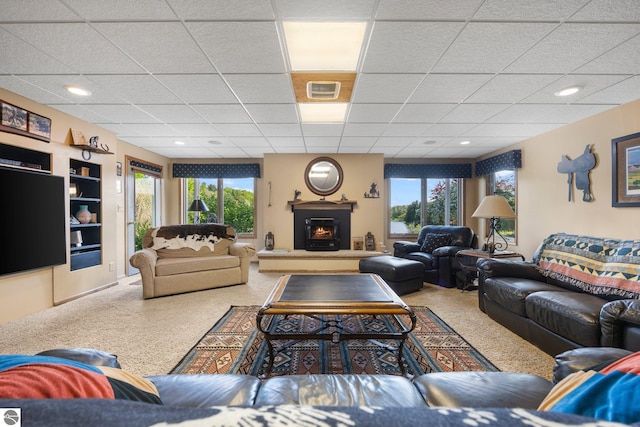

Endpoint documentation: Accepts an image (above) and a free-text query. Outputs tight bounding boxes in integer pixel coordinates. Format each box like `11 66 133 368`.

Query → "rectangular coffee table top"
259 273 412 315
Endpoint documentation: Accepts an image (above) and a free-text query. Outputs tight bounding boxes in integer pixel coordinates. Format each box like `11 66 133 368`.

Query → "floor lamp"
472 195 516 253
188 199 209 224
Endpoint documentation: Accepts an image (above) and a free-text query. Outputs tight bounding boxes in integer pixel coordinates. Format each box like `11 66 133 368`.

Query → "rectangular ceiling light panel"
283 22 367 71
299 103 348 123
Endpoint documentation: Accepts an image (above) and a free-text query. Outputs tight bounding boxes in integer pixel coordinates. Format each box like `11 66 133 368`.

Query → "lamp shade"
472 195 516 219
188 199 209 212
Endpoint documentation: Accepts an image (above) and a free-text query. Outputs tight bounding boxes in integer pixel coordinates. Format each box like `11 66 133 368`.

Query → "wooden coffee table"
256 273 416 377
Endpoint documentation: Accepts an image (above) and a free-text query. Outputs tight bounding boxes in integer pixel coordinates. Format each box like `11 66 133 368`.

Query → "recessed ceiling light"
554 86 582 97
283 22 367 71
64 85 91 96
174 140 185 145
460 140 471 145
299 103 348 123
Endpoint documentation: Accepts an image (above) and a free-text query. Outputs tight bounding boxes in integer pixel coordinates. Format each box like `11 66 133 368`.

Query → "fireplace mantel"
287 199 357 212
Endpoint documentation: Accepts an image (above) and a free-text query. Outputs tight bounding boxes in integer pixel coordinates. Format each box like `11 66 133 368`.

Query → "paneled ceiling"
1 0 639 159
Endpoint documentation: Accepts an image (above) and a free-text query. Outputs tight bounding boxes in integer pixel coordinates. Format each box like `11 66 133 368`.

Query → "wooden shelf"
287 199 358 212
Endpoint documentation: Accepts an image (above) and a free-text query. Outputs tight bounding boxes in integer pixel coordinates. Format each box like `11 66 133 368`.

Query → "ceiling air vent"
306 81 341 99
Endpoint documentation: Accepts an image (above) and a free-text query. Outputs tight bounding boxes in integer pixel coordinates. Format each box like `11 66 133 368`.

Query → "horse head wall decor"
557 144 596 202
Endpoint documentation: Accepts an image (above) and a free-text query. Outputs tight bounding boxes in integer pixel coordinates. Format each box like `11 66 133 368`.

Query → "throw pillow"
421 233 451 254
538 351 640 424
0 355 162 404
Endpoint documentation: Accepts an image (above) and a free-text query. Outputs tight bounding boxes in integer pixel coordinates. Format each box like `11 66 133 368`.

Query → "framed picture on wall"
27 112 52 142
1 101 28 131
611 131 640 207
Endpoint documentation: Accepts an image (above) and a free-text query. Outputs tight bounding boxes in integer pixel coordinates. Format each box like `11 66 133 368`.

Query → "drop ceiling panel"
223 74 294 103
138 105 208 124
82 105 160 124
186 22 286 73
260 124 303 137
50 104 117 124
343 123 387 137
522 74 631 103
382 124 430 137
351 74 425 103
191 105 253 123
348 104 403 123
169 124 224 137
93 23 214 74
568 0 640 21
86 75 184 104
575 35 640 74
4 23 145 74
243 104 298 123
168 0 275 20
154 74 237 104
63 0 179 20
465 74 561 103
0 29 74 74
374 0 482 20
576 76 640 104
363 22 464 73
213 124 262 137
473 0 589 21
0 0 79 21
439 104 510 124
408 74 494 103
505 23 640 74
394 104 455 123
301 124 344 136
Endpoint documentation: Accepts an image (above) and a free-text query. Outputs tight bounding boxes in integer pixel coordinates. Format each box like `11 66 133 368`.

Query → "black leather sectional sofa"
478 232 640 356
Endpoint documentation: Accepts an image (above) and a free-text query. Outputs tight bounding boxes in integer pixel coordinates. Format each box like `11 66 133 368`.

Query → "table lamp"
188 199 209 224
472 195 516 253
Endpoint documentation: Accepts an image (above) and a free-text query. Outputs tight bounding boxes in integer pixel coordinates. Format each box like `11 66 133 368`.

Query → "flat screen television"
0 166 67 276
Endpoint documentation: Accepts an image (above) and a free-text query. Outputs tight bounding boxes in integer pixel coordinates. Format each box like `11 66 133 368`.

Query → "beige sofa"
129 224 256 299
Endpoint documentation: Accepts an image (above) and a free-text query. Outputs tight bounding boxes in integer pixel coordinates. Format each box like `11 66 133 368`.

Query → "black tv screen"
0 167 67 275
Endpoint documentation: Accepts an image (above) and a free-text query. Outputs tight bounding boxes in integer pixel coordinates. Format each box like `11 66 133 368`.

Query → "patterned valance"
130 159 162 174
384 163 472 179
172 163 261 178
475 150 522 176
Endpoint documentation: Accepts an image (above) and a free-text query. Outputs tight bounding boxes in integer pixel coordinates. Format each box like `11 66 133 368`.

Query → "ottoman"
359 256 424 295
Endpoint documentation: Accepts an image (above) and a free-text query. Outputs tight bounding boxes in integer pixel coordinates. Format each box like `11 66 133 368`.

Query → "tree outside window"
389 178 461 236
489 170 516 241
184 177 255 234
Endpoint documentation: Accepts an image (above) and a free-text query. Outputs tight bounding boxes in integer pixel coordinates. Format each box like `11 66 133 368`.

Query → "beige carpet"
0 264 554 379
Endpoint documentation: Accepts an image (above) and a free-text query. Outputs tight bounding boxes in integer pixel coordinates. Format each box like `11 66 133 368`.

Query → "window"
389 178 461 236
184 177 256 235
489 169 517 243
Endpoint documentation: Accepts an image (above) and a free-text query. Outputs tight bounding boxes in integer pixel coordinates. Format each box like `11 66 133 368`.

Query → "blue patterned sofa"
478 233 640 356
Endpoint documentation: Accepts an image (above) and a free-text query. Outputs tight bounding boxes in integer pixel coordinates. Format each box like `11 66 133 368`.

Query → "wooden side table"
454 249 525 292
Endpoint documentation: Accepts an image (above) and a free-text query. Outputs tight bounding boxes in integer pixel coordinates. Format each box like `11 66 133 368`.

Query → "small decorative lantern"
365 232 375 251
265 231 275 250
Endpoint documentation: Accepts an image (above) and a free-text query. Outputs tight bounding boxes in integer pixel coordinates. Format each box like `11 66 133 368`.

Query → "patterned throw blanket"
150 224 236 252
539 351 640 424
536 233 640 299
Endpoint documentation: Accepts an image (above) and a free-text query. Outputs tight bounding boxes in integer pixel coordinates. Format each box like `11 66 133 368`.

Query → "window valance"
475 150 521 176
130 159 163 177
384 163 472 179
172 163 261 178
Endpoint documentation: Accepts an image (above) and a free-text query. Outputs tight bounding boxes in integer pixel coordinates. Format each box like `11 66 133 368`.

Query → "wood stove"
305 217 340 251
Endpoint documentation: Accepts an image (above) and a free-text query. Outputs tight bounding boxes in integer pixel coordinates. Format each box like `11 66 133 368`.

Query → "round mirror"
304 157 343 197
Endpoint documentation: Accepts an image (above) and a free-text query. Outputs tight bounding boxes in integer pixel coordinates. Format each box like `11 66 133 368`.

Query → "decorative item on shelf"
363 182 380 198
89 136 99 148
557 144 596 202
265 231 275 251
1 100 51 142
90 213 97 224
353 236 364 250
70 230 83 247
69 183 78 197
378 242 386 253
293 189 301 201
472 195 516 254
75 205 92 224
365 232 376 251
80 167 90 176
188 198 209 224
70 215 80 225
340 193 348 201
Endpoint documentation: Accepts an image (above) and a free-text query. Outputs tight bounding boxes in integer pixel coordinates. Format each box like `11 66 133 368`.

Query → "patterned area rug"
170 305 498 377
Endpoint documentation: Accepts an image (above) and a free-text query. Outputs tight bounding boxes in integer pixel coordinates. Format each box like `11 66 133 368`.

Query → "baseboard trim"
54 281 119 306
